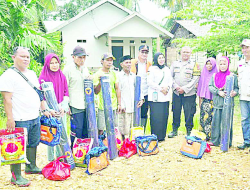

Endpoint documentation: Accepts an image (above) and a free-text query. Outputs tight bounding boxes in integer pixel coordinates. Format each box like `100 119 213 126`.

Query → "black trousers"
172 93 196 132
141 95 149 119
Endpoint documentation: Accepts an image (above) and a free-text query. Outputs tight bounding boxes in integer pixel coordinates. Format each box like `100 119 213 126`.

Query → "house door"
112 46 123 71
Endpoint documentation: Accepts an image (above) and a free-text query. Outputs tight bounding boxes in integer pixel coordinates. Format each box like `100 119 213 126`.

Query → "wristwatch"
41 109 48 113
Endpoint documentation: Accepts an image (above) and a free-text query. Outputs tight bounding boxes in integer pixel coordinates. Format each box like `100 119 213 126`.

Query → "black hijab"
153 52 165 69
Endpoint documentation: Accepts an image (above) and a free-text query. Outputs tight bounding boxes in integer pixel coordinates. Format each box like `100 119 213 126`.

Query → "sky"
56 0 171 25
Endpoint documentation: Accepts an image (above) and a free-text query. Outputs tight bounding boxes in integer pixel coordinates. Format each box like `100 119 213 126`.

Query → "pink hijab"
214 56 231 89
197 57 218 100
39 53 69 104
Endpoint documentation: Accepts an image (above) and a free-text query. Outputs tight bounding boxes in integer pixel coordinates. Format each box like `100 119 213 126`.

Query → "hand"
87 75 94 80
6 118 15 132
177 87 184 94
160 87 169 96
218 91 226 98
230 90 237 97
67 109 72 115
195 83 198 89
117 104 122 114
176 87 180 91
121 108 126 113
43 111 51 118
59 108 65 117
50 110 57 117
137 100 144 108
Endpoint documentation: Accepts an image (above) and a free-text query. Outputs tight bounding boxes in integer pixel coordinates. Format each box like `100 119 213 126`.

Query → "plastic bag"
40 116 62 146
115 128 122 150
42 156 70 181
119 138 137 159
205 143 211 153
0 128 28 166
73 138 93 167
130 126 144 141
190 129 206 141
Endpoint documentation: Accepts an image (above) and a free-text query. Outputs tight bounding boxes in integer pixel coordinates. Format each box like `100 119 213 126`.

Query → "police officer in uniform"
168 46 200 138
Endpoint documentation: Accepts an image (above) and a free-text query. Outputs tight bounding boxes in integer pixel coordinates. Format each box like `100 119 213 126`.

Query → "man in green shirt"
93 53 121 135
63 45 90 148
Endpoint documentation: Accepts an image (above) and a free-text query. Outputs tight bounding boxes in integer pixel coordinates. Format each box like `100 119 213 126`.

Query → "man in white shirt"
118 55 144 139
237 39 250 150
131 45 152 128
0 47 50 187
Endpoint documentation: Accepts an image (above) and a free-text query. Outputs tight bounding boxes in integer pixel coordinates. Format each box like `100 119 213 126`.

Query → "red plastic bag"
42 156 70 181
205 143 211 153
119 138 137 159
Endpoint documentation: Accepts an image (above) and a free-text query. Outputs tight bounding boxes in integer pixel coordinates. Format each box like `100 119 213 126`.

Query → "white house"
47 0 173 69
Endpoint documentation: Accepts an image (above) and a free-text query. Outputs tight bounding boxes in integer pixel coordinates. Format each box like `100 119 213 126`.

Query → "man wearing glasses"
63 45 90 148
131 45 151 128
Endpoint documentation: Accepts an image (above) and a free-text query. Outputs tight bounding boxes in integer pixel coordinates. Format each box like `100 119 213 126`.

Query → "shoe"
10 164 30 187
168 131 177 138
25 147 42 174
237 143 250 150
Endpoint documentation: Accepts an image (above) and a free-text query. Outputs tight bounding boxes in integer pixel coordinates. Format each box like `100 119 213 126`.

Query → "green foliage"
0 0 62 68
170 0 250 55
152 38 165 58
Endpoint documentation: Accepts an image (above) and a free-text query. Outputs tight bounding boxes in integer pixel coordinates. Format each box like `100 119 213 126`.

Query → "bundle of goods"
135 134 159 156
180 136 207 159
0 128 27 166
40 115 62 146
42 156 70 181
84 146 109 175
73 138 93 167
119 138 137 159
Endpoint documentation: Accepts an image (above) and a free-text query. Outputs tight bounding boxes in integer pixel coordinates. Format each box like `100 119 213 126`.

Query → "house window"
130 40 135 44
112 40 123 43
77 39 87 43
141 40 146 43
130 46 135 59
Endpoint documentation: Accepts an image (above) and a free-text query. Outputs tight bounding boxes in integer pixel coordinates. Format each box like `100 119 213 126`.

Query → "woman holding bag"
147 52 173 141
39 53 69 161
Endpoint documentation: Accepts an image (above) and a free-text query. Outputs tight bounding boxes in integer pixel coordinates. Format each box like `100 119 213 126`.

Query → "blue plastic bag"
40 116 62 146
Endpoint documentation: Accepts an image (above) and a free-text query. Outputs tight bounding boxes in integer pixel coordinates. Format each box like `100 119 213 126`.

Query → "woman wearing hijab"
147 52 173 141
39 53 69 161
197 58 218 141
209 56 238 146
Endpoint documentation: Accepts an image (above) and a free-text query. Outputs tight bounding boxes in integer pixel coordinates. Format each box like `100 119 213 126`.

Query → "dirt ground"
0 130 250 190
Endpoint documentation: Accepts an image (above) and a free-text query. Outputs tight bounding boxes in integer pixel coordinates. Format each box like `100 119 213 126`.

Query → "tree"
170 0 250 55
0 0 61 66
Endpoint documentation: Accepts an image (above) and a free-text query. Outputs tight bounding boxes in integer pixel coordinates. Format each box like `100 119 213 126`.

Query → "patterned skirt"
200 98 213 140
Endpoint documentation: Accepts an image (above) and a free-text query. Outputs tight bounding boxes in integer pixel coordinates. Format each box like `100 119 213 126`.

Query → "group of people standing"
1 38 250 187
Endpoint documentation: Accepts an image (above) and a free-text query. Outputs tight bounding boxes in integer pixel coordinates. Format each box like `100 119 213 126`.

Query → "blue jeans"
240 100 250 144
15 117 41 148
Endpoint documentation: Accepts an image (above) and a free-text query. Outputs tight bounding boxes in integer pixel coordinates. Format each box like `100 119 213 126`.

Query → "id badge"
152 92 158 102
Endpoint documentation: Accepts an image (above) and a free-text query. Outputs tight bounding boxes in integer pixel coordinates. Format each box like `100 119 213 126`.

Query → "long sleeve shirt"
147 66 173 102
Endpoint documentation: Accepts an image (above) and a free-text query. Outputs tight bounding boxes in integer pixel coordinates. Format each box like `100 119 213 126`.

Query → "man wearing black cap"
131 45 152 128
118 55 144 139
63 45 90 148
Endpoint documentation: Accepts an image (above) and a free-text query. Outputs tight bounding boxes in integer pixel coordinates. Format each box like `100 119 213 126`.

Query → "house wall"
111 37 153 61
60 2 129 68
